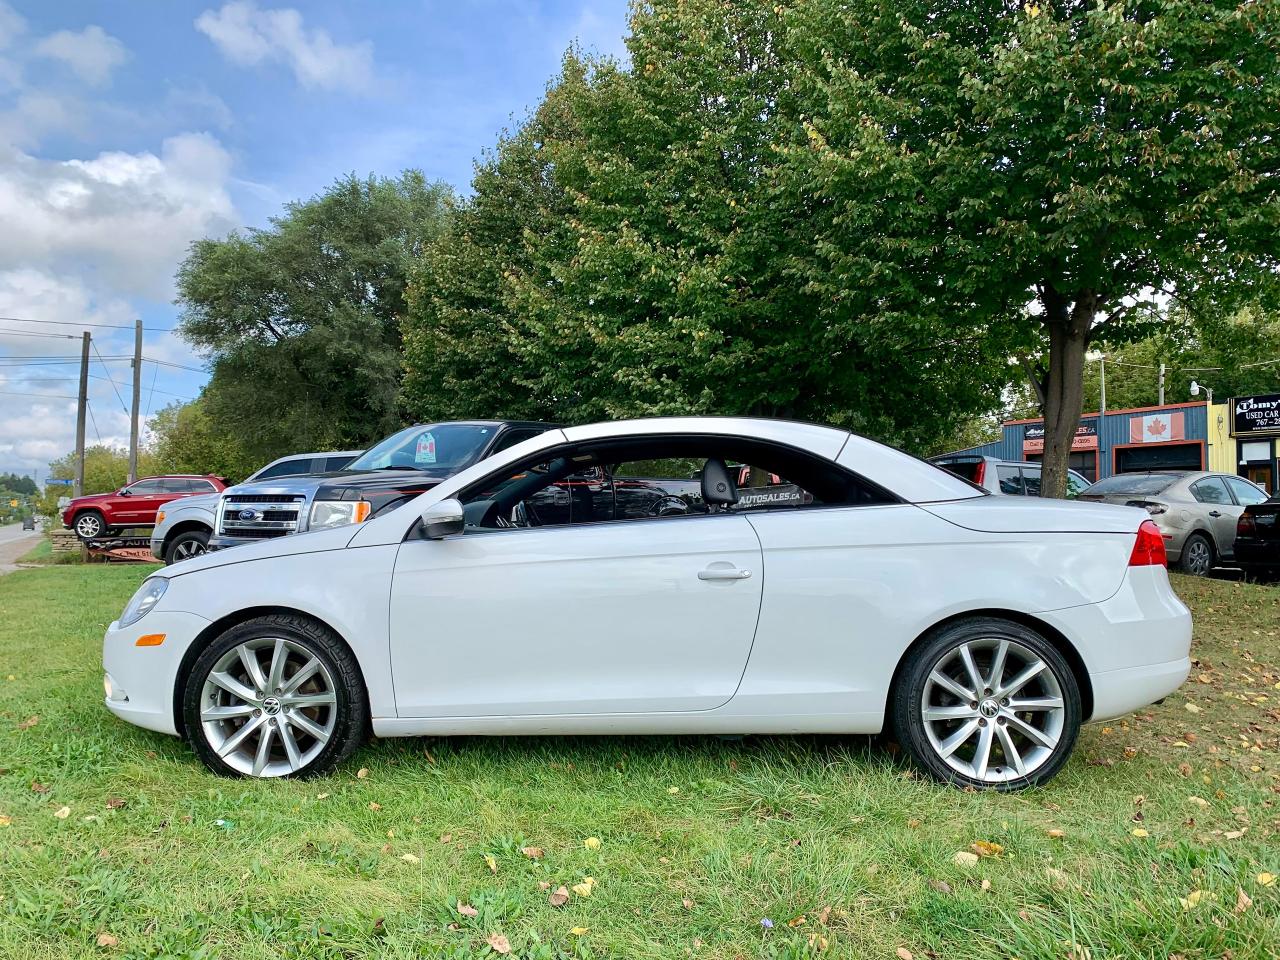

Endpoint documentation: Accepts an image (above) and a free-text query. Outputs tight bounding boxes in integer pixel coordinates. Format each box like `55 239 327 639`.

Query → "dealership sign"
1023 420 1097 454
1233 394 1280 435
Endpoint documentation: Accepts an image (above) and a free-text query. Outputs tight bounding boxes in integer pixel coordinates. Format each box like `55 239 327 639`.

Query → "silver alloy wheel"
198 637 338 778
920 637 1066 785
1185 537 1212 575
75 513 102 538
171 538 207 562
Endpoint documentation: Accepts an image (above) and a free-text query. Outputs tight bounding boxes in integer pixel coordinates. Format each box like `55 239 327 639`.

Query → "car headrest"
701 458 739 506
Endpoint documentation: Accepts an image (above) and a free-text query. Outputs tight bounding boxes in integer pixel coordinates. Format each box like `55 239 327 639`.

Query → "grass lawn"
1 566 1277 960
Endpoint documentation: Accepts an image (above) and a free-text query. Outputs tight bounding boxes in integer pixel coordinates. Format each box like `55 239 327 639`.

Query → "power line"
0 390 77 400
142 356 207 374
91 340 130 415
0 328 80 340
0 315 177 333
144 360 160 417
85 401 103 444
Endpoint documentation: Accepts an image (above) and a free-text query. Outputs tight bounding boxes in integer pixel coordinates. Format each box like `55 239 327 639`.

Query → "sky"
0 0 630 480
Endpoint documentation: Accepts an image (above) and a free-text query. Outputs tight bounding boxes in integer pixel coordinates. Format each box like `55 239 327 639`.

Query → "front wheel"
182 615 367 778
165 529 210 564
73 510 107 540
892 618 1081 790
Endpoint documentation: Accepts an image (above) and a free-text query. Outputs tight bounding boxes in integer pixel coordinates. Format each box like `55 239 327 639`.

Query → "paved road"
0 522 42 574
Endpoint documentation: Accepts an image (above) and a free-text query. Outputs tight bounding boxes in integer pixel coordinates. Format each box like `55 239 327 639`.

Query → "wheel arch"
160 519 212 557
885 608 1094 730
172 605 369 737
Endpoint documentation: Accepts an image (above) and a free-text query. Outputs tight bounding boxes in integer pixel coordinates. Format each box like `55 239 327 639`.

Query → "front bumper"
149 535 165 562
103 610 212 736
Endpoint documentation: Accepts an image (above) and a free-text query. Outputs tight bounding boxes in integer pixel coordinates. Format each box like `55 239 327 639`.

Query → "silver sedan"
1079 470 1268 575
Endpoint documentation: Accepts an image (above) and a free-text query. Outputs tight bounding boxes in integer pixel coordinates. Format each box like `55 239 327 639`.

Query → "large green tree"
787 0 1280 493
178 171 451 467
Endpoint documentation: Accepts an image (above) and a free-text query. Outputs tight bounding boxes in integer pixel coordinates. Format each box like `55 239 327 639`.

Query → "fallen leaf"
30 780 48 794
53 806 70 820
16 715 38 730
787 915 806 927
356 768 370 779
1179 890 1208 910
583 836 601 850
315 793 330 800
439 833 452 843
682 897 694 910
952 851 979 868
1235 887 1253 914
897 948 914 960
368 802 382 811
0 815 10 827
1045 868 1070 889
456 901 478 918
572 877 596 897
1187 796 1209 809
1257 872 1276 887
1131 828 1149 838
667 786 680 794
521 846 544 859
486 932 511 954
95 932 118 948
980 878 992 892
484 853 498 874
1047 829 1065 839
929 879 952 894
548 886 569 907
400 853 419 864
1184 703 1201 714
970 840 1003 858
809 933 830 951
570 926 589 936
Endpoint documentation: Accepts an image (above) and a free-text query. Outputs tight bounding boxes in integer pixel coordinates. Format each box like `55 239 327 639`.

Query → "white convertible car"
103 417 1191 789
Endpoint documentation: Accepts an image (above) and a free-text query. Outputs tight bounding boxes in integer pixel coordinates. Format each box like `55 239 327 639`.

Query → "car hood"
163 523 360 576
922 495 1148 534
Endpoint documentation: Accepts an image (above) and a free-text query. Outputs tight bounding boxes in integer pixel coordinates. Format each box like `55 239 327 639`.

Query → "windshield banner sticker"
415 432 437 464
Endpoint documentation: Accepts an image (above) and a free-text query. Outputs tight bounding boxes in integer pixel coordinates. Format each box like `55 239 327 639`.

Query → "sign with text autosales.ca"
1233 394 1280 435
1023 419 1098 454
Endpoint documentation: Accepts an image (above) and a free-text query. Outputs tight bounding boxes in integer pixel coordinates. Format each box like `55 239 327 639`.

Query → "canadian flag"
1130 412 1185 443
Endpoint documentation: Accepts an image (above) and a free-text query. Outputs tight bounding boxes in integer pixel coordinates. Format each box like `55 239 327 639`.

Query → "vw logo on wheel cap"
978 699 1000 719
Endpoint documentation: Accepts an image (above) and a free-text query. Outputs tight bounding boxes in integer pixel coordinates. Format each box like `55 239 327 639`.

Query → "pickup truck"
209 421 556 550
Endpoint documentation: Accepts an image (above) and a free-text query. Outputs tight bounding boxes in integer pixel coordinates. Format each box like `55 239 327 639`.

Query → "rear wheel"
1178 533 1214 576
73 510 107 540
182 615 367 778
892 617 1081 790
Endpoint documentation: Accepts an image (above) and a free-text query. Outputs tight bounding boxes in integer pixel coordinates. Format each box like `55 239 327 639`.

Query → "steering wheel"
478 499 540 529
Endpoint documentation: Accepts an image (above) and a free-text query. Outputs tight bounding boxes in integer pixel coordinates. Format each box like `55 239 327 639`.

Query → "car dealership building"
949 392 1280 493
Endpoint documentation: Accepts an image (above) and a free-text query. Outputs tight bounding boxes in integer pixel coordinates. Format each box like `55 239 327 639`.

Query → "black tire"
891 617 1082 791
1178 532 1214 576
182 614 368 779
164 528 210 565
73 510 108 540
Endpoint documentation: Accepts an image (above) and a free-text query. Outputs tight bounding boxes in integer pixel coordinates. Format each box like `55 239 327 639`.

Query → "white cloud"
0 133 236 298
33 25 128 86
196 1 375 93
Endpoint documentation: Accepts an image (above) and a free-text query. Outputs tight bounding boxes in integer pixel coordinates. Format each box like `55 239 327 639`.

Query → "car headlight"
308 499 372 530
119 577 168 627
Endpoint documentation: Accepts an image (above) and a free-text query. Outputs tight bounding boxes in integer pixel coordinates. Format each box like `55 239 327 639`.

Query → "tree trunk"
1039 289 1096 499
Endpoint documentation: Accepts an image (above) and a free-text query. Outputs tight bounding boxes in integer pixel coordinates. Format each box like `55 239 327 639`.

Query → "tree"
35 445 162 517
787 0 1280 494
148 399 258 482
0 473 37 496
178 172 452 467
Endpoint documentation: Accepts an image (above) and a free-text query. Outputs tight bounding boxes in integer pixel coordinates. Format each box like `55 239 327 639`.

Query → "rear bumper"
1039 565 1192 722
1235 539 1280 568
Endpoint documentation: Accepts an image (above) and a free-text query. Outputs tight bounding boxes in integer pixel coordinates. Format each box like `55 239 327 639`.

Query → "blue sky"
0 0 629 478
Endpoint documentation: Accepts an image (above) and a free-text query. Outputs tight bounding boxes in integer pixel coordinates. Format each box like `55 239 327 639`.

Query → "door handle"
1208 510 1222 517
698 567 752 581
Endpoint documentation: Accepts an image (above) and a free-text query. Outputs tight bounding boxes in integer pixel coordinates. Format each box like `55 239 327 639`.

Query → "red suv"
62 475 228 541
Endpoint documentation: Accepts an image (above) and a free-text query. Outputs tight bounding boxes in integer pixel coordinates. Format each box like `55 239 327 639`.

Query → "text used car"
102 418 1192 790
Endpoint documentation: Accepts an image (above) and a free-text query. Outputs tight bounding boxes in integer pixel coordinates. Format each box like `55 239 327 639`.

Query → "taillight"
1124 499 1167 515
1129 519 1167 567
973 460 986 486
1238 512 1257 537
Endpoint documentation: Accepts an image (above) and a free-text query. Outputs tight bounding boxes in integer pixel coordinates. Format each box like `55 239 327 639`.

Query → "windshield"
1083 473 1184 496
347 423 495 474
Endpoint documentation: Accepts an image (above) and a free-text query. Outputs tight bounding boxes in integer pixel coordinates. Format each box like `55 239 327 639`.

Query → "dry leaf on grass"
484 854 498 874
486 932 511 954
583 836 601 849
1257 872 1276 887
457 901 478 918
570 927 589 936
952 851 979 868
1131 828 1149 838
970 840 1003 858
1046 829 1065 839
95 932 118 948
53 806 71 820
16 715 38 730
1235 887 1253 914
572 877 596 897
896 949 913 960
548 886 569 908
521 846 544 859
1179 890 1208 910
400 853 419 864
356 768 369 779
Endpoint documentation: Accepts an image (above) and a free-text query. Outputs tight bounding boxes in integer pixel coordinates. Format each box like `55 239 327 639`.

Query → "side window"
1066 472 1090 497
1021 468 1042 497
1225 476 1268 506
255 460 308 480
996 465 1024 495
490 429 540 455
325 455 356 472
127 479 164 495
191 479 217 493
1190 477 1231 505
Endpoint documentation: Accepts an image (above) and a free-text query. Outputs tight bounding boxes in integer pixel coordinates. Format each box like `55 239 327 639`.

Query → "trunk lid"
923 495 1147 534
1242 503 1280 541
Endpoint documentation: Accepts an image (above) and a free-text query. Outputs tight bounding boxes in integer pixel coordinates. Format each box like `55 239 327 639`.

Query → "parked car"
1077 470 1268 576
150 450 362 564
1234 498 1280 579
62 475 228 541
929 455 1092 497
208 421 556 551
103 417 1190 789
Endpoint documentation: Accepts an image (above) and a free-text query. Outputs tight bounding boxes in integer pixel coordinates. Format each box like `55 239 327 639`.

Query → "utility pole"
1099 355 1107 415
128 318 142 483
1157 362 1166 406
74 331 90 498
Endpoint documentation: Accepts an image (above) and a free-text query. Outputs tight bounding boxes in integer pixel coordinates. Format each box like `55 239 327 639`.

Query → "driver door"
388 514 764 717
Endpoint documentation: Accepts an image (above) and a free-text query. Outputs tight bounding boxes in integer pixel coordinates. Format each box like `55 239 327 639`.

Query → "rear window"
932 460 980 481
1084 473 1183 496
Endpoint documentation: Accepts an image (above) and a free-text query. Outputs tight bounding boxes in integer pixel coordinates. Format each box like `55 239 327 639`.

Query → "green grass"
0 566 1277 960
15 538 53 565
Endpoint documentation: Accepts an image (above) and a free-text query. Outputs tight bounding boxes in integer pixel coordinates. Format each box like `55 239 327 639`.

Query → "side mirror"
118 488 132 496
420 498 464 540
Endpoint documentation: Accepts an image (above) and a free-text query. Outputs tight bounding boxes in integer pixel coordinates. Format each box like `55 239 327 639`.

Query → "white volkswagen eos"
103 418 1191 789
